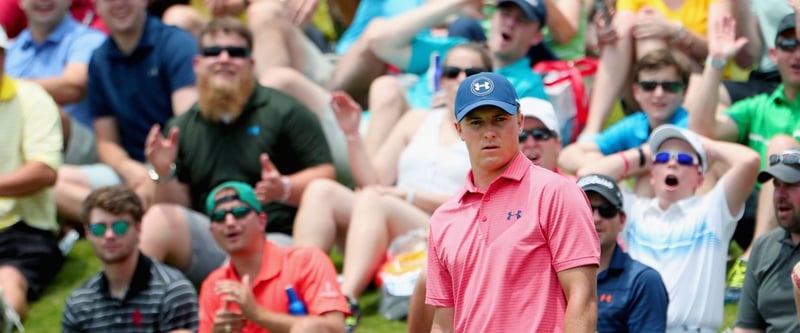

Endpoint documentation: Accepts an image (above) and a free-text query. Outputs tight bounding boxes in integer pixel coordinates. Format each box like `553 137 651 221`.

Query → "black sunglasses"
442 66 485 79
518 128 555 142
768 152 800 167
591 204 619 219
210 206 253 223
201 46 251 58
636 81 685 93
88 220 131 237
776 38 799 52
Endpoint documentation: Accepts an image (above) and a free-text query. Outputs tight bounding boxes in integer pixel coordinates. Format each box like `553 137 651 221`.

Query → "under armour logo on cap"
454 72 520 122
471 78 494 96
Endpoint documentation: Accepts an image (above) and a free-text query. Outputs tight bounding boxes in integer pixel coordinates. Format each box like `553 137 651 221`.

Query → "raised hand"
145 124 179 174
254 153 288 203
789 0 800 12
286 0 319 26
330 91 363 138
455 0 488 19
632 7 679 40
708 15 748 60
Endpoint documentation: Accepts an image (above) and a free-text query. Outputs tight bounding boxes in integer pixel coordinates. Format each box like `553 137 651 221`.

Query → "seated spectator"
0 26 64 329
199 181 349 333
0 0 107 38
405 96 572 333
580 0 753 139
62 185 198 332
581 125 760 332
732 146 800 333
141 17 335 286
577 174 668 333
559 49 691 193
68 0 198 214
689 12 800 300
4 0 106 224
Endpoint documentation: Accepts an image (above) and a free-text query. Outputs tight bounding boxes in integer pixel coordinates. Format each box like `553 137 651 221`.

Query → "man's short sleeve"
725 98 757 144
594 114 641 155
734 236 767 329
21 83 63 169
292 247 350 316
159 278 200 331
544 179 600 272
626 266 669 332
67 29 106 65
425 223 454 307
281 102 334 167
162 29 198 92
87 54 112 119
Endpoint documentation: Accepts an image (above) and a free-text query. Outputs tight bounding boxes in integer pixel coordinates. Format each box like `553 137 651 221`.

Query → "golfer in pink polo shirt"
425 72 600 333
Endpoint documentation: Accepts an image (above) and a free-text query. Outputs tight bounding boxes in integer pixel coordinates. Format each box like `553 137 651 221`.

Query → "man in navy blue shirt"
578 174 669 333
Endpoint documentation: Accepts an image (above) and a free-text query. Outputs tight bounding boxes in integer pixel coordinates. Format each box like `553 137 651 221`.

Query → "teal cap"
205 181 262 216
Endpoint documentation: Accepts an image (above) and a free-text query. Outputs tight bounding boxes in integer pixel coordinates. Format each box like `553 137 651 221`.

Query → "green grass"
22 240 740 333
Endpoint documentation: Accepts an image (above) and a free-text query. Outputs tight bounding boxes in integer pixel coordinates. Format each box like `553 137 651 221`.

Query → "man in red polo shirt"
425 72 600 332
198 181 349 333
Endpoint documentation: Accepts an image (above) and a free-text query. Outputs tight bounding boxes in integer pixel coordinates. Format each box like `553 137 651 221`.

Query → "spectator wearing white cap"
581 124 760 332
518 97 563 173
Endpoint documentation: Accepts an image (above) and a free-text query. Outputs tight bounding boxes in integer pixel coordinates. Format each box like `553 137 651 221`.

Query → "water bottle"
285 286 307 315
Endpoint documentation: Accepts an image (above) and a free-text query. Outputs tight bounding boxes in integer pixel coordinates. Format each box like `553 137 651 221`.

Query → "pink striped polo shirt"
426 152 600 332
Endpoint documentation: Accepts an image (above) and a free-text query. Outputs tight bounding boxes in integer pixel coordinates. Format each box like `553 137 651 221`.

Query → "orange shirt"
198 242 349 333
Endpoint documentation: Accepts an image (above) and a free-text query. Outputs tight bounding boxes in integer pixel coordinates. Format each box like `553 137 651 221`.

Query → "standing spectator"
577 174 669 333
0 25 64 330
199 181 349 333
4 0 107 224
426 72 600 332
141 17 335 286
62 185 198 333
733 146 800 333
85 0 198 208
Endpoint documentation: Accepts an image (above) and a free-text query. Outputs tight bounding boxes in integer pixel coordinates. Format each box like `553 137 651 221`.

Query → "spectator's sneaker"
344 296 361 333
0 288 23 333
725 257 747 303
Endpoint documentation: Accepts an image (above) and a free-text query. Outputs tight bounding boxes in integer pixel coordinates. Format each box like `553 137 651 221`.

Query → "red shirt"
198 242 349 333
426 152 600 332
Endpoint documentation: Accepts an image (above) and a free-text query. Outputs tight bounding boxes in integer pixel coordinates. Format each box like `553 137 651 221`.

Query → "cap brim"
456 100 518 121
582 184 622 209
758 164 800 184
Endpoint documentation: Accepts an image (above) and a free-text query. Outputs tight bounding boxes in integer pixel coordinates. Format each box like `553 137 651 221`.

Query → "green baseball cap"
205 181 262 216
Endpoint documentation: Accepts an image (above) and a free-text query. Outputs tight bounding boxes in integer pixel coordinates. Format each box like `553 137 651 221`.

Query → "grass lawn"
24 240 738 332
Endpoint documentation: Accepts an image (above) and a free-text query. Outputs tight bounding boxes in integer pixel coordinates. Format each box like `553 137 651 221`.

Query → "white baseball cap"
0 25 8 50
519 97 560 137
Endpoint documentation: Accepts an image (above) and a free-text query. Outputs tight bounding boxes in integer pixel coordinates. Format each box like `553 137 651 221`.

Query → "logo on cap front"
471 77 494 96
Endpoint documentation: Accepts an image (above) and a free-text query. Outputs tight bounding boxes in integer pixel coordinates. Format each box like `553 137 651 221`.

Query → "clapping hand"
330 91 362 139
632 7 680 40
254 153 288 203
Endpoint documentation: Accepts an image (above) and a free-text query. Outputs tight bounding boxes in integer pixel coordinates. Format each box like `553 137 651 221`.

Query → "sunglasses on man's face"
591 204 619 219
768 152 800 167
201 46 251 58
518 128 555 142
653 151 699 167
776 38 799 52
210 206 253 223
88 220 131 237
636 81 685 93
441 66 484 79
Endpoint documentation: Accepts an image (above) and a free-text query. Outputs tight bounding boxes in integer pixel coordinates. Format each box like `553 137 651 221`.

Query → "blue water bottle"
286 286 308 315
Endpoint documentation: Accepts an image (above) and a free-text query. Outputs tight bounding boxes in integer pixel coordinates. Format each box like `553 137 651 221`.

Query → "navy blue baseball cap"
776 13 797 41
454 72 520 122
498 0 548 26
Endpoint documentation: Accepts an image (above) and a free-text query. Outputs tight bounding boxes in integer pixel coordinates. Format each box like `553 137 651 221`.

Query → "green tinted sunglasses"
88 220 131 237
210 206 253 223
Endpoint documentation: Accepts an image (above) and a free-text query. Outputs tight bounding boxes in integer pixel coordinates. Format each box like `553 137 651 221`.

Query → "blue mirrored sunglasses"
653 151 698 167
88 220 131 237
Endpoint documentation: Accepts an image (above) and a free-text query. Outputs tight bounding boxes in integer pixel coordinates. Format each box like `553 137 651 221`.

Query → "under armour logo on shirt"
506 210 522 221
471 78 494 96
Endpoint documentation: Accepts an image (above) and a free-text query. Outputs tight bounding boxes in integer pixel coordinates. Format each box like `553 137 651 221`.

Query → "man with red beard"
582 125 760 332
733 146 800 333
141 17 335 287
62 185 198 332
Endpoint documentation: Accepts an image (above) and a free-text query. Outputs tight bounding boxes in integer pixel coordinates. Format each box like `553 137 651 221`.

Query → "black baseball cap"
577 174 623 210
776 13 797 41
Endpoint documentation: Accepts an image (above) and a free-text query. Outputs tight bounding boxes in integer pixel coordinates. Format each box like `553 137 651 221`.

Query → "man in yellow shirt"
0 25 64 331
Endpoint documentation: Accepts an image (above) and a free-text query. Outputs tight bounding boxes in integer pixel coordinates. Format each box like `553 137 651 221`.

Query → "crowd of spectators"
2 0 800 331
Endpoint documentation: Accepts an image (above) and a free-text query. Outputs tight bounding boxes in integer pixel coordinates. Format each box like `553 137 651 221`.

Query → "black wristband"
637 147 645 167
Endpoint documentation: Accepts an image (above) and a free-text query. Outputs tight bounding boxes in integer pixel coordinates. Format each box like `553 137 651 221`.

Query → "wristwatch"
705 56 726 70
146 162 176 183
